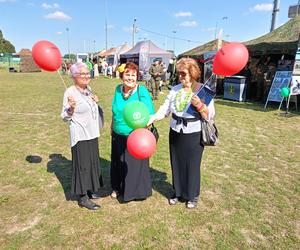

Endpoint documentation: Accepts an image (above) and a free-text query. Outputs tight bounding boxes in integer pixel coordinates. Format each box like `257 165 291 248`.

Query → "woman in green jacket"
110 62 154 202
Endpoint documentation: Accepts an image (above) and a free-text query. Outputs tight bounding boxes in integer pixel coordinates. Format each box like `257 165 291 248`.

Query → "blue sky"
0 0 297 55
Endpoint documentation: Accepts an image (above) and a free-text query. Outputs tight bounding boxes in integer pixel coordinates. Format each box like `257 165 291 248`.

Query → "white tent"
120 40 173 72
113 44 131 66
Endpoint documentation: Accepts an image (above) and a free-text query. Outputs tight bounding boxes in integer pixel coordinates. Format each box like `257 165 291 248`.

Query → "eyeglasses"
178 71 188 77
76 73 91 78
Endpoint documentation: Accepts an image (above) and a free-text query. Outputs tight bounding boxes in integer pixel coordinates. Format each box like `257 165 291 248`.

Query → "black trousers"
169 129 204 200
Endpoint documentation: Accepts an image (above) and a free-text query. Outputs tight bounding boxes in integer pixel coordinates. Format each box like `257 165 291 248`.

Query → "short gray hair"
70 62 88 77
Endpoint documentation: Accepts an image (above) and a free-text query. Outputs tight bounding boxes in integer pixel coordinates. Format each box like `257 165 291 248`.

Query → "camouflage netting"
179 39 229 58
245 16 300 56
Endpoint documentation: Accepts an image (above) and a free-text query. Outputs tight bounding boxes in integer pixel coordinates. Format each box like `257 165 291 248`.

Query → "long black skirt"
169 129 204 201
71 138 103 195
111 132 152 201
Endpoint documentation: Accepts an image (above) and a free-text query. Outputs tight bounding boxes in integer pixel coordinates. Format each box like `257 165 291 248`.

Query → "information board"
264 71 292 110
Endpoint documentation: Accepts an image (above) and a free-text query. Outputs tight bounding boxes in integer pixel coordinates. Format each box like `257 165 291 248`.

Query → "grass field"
0 70 299 249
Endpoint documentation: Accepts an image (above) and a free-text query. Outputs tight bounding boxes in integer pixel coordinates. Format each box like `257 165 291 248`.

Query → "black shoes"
78 195 101 210
87 191 101 199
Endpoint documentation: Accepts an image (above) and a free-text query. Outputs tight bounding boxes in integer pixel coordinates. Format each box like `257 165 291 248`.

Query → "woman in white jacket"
148 58 215 209
61 62 103 210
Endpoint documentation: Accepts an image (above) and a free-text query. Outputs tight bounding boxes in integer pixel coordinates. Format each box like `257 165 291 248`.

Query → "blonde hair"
176 58 201 83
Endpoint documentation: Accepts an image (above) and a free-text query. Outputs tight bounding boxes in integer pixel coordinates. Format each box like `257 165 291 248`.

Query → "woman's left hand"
191 95 202 108
91 95 99 103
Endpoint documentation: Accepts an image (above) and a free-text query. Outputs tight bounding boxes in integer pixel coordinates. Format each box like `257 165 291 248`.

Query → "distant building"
18 49 41 72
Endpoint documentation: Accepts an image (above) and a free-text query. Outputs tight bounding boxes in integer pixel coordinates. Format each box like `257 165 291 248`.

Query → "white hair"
70 62 88 77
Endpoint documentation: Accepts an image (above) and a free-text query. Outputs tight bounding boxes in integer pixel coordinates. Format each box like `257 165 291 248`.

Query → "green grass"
0 70 299 249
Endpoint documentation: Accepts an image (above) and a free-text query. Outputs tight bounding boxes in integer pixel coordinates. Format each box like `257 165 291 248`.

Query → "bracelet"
198 105 207 113
196 102 204 111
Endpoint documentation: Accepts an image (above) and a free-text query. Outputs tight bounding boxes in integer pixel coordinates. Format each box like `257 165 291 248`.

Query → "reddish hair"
120 62 138 78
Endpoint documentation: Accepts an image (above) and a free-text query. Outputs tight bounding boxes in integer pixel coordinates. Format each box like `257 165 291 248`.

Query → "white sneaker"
110 190 119 199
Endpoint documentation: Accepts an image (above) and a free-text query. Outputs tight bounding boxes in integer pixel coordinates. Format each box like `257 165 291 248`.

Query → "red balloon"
127 128 157 159
213 42 249 76
32 40 62 71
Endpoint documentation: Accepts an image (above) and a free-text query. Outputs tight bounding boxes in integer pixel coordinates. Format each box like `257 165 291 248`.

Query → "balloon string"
204 74 213 86
57 70 68 89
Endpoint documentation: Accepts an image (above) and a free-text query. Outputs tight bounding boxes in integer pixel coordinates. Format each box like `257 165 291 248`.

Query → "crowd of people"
61 58 215 210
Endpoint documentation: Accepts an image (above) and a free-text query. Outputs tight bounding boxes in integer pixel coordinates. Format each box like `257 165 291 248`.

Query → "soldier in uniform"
149 59 163 100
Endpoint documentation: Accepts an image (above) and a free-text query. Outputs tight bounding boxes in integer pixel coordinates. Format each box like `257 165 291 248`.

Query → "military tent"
245 16 300 56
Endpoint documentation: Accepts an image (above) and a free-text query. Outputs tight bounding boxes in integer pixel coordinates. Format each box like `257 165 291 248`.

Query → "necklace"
175 88 193 112
121 85 133 100
75 86 97 120
76 85 90 96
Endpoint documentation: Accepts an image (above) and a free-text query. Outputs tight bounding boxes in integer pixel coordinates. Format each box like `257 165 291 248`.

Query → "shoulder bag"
200 118 218 146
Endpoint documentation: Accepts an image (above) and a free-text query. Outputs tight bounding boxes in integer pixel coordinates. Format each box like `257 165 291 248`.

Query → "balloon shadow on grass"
47 153 111 201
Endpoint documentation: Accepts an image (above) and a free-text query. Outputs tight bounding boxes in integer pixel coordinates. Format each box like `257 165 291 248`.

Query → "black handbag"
201 119 218 146
150 123 159 142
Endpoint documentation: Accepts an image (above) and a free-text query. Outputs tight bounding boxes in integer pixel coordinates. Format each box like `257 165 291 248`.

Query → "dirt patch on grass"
7 216 41 234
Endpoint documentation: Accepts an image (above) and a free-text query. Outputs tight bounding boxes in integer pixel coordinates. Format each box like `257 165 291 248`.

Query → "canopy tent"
245 16 300 56
112 44 131 65
178 39 229 61
96 49 106 57
103 47 117 57
120 40 173 72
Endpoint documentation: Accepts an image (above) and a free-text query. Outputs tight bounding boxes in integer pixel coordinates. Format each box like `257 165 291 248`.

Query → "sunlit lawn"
0 70 299 249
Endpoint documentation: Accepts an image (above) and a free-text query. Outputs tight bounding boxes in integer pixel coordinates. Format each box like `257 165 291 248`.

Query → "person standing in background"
149 59 163 100
93 60 99 79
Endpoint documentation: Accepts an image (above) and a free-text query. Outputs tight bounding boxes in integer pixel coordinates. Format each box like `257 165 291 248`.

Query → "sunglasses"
178 71 188 77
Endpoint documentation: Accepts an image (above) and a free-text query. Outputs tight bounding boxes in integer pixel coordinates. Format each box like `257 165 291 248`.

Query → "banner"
203 51 217 91
266 71 292 102
291 75 300 95
264 71 292 110
139 42 149 73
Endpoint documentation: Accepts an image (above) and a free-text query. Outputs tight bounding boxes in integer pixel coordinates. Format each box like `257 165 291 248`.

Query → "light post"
104 0 108 50
173 30 176 55
187 39 191 49
93 40 96 61
66 27 70 60
132 18 137 47
214 16 228 39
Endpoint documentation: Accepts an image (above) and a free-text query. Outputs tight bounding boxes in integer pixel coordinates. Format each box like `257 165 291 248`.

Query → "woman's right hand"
68 96 76 109
147 115 156 126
